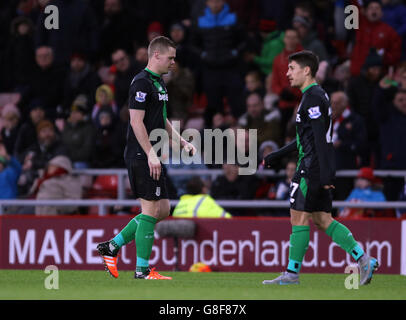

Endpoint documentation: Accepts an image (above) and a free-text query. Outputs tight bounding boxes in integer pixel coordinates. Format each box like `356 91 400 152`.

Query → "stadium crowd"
0 0 405 217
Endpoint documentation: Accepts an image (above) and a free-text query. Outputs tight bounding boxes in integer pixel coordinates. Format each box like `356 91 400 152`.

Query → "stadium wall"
0 216 405 275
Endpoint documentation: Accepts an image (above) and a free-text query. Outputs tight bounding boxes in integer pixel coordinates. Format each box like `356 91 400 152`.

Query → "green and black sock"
325 220 364 261
135 214 157 274
111 214 142 254
287 225 310 274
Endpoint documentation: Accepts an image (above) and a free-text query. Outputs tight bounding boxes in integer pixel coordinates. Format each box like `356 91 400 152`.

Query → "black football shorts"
289 173 333 213
126 158 168 201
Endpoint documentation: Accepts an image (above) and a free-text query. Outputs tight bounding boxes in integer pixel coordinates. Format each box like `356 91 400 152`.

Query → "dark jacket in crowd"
35 0 99 66
22 64 66 119
114 62 142 109
63 63 101 112
3 18 35 90
62 120 95 164
191 3 247 69
333 108 368 169
372 86 406 169
91 108 125 168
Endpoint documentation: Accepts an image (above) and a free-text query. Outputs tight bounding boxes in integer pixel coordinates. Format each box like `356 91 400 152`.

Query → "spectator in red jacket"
271 28 303 136
350 0 402 76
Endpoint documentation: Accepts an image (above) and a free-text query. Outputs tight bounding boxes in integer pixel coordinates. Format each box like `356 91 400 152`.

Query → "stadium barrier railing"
0 199 406 216
69 168 406 199
1 169 404 215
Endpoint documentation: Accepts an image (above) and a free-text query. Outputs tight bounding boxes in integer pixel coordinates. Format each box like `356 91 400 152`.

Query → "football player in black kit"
97 36 196 280
262 51 378 285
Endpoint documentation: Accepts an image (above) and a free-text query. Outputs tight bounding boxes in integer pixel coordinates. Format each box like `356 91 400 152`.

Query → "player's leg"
109 198 170 253
287 209 311 274
263 209 310 285
312 211 379 285
134 198 172 279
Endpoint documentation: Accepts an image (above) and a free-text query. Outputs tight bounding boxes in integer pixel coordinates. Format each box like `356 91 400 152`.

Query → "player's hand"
181 139 197 156
148 150 161 181
323 185 335 189
263 152 279 169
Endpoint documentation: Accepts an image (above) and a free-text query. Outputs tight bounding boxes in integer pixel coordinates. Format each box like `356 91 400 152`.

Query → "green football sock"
287 225 310 273
325 220 364 261
135 214 157 273
111 214 142 250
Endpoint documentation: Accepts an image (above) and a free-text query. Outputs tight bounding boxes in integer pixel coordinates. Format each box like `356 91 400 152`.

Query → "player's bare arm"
165 119 196 155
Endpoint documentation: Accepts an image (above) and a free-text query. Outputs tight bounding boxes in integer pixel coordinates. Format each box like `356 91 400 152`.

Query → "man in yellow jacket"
172 177 232 218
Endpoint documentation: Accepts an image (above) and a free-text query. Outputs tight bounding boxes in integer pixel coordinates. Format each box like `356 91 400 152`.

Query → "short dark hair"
186 177 205 195
288 50 319 77
148 36 177 59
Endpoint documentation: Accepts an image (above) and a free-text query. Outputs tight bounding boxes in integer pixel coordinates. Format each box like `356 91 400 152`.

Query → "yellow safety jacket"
172 194 232 218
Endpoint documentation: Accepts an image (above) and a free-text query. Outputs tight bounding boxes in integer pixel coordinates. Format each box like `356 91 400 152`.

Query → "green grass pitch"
0 270 405 300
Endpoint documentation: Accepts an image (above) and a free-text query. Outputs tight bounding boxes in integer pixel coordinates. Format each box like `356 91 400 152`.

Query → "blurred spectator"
0 142 22 199
210 163 258 215
169 22 197 73
274 160 296 201
255 140 280 203
14 100 45 159
331 91 368 200
292 15 328 62
35 0 99 66
238 92 282 146
18 119 68 196
147 21 164 42
91 107 125 168
62 52 102 114
243 70 266 101
394 63 406 89
98 0 143 62
372 76 406 200
347 48 384 166
381 0 406 59
190 0 247 126
165 61 195 122
173 176 231 218
271 28 303 135
111 49 142 109
21 46 66 120
61 97 95 169
134 45 148 68
331 91 368 170
1 103 21 155
92 84 118 122
339 167 386 218
257 0 296 31
3 16 35 92
248 19 284 75
211 163 257 200
31 155 82 215
227 0 259 33
350 0 402 76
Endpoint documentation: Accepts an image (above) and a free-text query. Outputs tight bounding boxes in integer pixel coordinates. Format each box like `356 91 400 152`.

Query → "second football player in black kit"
262 50 378 286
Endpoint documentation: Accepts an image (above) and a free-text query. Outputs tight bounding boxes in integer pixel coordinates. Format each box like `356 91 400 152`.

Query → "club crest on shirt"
135 91 147 102
308 106 321 119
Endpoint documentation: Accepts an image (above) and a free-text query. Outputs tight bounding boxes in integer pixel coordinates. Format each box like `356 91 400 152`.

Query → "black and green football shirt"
294 83 335 186
124 68 168 160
